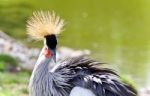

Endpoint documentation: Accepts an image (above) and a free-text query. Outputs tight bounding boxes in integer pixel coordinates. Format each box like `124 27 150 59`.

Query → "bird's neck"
29 47 54 96
31 47 54 79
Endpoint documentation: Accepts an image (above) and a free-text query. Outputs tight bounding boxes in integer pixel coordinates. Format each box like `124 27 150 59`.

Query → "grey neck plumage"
29 46 53 96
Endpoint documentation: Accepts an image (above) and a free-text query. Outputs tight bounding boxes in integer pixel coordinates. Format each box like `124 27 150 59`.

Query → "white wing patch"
70 86 96 96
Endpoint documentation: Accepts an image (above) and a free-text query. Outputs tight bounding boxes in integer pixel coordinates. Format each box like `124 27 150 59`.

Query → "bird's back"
50 56 137 96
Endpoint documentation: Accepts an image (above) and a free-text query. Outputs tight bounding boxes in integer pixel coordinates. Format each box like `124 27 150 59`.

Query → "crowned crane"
27 11 137 96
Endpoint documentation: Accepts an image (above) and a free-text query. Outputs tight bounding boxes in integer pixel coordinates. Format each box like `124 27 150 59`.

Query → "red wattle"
44 48 52 58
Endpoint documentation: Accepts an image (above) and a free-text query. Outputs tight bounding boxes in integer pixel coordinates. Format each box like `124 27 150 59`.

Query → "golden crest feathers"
26 11 64 40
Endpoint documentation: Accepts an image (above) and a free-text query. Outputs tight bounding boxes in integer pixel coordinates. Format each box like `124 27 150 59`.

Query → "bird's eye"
43 48 52 58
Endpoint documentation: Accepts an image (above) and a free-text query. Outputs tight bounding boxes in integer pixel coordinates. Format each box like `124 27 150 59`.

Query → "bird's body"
70 86 96 96
27 11 137 96
29 55 136 96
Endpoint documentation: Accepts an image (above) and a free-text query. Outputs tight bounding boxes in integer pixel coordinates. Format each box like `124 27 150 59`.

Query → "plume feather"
27 11 64 40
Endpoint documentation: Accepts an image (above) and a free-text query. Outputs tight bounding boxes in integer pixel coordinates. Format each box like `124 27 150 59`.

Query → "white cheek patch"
70 86 96 96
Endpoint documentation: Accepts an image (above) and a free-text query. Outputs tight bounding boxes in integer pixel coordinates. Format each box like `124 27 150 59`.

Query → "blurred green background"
0 0 150 95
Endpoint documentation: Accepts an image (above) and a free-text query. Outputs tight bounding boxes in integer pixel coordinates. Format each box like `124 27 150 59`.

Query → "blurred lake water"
1 0 150 87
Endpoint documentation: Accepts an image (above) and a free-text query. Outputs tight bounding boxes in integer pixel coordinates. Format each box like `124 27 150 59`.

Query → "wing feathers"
52 56 137 96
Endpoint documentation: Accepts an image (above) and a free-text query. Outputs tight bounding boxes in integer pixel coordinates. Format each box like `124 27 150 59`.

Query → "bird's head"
26 11 64 62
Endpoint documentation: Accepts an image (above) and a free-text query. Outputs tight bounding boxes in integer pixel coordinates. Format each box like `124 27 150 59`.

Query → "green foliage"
0 61 6 71
0 54 18 71
0 72 29 84
0 54 18 65
0 54 29 96
0 72 30 96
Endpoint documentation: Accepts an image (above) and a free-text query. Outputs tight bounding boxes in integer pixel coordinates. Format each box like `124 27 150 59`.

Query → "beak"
51 49 56 63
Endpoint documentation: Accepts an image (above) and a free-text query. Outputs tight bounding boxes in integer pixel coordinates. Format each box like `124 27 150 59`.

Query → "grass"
0 54 18 72
0 54 29 96
0 54 18 65
0 72 30 96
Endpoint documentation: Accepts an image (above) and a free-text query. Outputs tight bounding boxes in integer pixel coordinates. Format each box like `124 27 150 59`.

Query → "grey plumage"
29 56 137 96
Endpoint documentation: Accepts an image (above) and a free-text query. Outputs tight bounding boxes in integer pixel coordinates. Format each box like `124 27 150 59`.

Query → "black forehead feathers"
45 35 57 49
